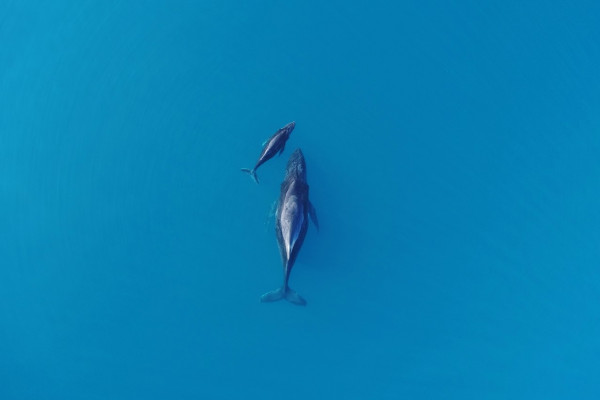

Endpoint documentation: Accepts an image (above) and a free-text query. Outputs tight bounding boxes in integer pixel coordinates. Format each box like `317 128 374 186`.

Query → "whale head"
284 121 296 133
285 149 306 181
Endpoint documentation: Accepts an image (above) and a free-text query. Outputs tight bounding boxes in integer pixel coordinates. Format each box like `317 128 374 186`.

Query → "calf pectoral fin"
309 201 319 231
279 144 285 155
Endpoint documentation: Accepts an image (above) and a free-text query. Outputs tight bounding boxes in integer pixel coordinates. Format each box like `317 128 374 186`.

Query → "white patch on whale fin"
241 168 259 184
308 201 319 231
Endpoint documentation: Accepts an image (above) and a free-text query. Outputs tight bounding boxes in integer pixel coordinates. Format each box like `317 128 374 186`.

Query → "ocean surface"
1 1 599 399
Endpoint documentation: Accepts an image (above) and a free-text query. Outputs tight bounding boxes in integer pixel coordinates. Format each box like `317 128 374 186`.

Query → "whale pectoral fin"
308 201 319 231
285 288 307 306
267 200 278 221
279 144 285 155
264 200 278 231
260 288 285 302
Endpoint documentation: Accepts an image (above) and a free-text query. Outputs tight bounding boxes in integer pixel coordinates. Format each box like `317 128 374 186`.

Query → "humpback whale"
260 149 318 306
241 121 295 184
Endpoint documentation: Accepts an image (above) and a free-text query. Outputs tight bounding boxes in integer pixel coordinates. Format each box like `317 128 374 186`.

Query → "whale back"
275 176 310 280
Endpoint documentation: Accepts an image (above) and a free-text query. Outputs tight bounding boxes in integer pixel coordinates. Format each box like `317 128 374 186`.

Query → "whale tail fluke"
260 286 306 306
260 287 284 302
285 288 307 305
241 168 259 184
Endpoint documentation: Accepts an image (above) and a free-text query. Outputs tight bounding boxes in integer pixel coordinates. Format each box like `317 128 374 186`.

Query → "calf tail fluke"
241 168 259 184
260 286 306 306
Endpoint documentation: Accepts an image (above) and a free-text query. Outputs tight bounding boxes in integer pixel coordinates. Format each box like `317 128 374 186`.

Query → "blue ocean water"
1 1 600 398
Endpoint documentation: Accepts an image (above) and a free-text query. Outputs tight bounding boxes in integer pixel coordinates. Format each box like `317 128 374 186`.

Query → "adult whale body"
241 121 295 184
261 148 319 306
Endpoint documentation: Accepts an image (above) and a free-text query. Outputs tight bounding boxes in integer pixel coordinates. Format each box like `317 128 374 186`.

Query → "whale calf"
260 148 318 306
241 121 295 184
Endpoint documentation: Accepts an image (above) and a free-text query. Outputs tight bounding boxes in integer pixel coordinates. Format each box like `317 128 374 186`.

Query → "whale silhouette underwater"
260 148 318 305
241 121 295 184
